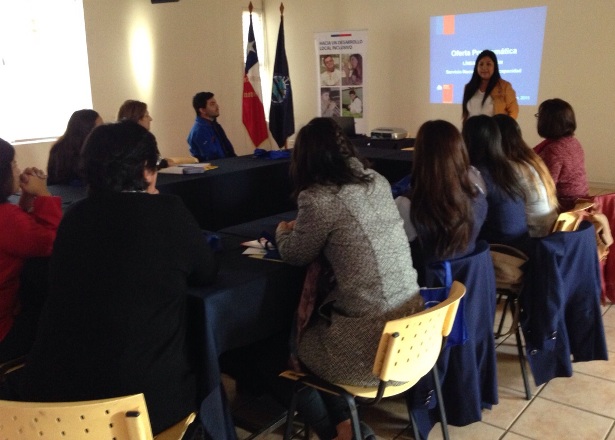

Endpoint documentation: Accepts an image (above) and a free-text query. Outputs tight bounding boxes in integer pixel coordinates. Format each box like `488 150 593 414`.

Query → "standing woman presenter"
462 50 518 123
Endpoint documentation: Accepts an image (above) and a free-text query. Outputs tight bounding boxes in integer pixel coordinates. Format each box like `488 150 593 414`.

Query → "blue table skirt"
189 228 304 440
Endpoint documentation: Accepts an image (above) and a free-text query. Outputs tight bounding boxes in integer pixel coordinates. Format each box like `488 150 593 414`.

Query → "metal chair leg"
283 384 301 440
432 367 450 440
340 392 362 440
507 298 531 400
514 324 532 400
409 410 421 440
495 293 512 338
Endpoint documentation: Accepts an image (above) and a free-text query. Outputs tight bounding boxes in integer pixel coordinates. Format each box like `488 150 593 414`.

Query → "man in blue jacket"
187 92 236 161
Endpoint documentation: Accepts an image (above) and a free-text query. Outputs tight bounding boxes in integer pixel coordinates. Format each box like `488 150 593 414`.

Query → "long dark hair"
0 138 15 203
290 117 371 198
463 115 524 200
410 120 477 259
493 114 558 209
47 109 100 185
349 54 362 83
462 50 501 121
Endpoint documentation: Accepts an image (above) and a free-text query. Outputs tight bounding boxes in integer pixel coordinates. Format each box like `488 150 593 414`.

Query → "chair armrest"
0 356 27 384
154 412 197 440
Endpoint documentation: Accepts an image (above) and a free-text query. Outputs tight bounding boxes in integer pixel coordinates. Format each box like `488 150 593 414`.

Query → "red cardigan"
534 136 589 210
0 196 61 340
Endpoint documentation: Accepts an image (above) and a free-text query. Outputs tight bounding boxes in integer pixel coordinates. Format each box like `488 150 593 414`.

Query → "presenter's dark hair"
117 100 148 123
47 109 100 185
0 138 15 203
192 92 214 116
462 115 524 200
537 98 577 139
462 50 501 121
81 121 158 194
410 120 477 259
290 117 371 198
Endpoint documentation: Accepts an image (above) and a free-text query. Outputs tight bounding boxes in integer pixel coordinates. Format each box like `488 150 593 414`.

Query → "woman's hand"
19 167 51 212
20 167 51 197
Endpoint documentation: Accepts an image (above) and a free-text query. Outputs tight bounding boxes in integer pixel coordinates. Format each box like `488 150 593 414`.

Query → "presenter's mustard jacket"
491 78 519 120
463 78 519 123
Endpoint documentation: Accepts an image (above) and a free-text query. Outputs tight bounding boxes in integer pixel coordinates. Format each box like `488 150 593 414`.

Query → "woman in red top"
534 98 589 211
0 138 61 361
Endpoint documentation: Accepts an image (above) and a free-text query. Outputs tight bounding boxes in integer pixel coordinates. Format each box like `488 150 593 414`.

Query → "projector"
370 127 408 140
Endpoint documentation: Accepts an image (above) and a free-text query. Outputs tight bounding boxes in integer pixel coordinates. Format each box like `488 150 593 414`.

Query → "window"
242 8 271 118
0 0 92 143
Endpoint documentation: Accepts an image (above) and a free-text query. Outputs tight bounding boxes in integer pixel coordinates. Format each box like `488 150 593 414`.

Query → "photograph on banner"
342 87 363 118
315 30 367 134
320 54 342 86
341 54 362 86
321 88 340 117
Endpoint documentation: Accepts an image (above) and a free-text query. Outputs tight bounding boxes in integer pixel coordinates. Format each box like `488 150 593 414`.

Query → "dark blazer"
12 192 218 434
520 220 608 385
408 240 498 439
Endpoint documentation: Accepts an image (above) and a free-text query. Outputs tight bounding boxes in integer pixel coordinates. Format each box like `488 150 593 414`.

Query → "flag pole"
269 1 294 149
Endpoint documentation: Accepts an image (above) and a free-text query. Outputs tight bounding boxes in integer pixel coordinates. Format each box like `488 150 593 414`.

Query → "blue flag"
269 14 294 149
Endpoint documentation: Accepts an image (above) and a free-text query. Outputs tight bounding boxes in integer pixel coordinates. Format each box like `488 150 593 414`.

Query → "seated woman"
117 99 174 167
534 98 589 210
117 99 153 130
8 121 218 435
494 114 558 237
0 139 61 362
47 109 102 186
395 120 487 272
463 115 529 248
274 117 423 439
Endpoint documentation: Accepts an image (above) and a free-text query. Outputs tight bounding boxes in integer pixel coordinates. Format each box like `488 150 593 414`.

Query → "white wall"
15 0 615 187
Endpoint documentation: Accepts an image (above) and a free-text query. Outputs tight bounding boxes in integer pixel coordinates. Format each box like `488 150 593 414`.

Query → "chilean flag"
242 13 269 148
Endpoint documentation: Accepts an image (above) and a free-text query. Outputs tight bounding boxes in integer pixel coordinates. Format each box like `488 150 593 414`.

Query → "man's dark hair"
192 92 214 116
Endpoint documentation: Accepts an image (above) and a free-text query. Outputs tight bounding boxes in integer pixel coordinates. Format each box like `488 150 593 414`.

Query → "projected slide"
430 6 547 106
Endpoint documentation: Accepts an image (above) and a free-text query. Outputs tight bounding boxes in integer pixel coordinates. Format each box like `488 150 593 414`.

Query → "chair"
593 192 615 303
0 393 196 440
0 355 27 385
490 243 532 400
279 281 466 440
407 240 498 439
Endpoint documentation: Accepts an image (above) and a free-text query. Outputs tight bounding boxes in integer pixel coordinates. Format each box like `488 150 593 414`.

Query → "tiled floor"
227 185 615 439
227 300 615 440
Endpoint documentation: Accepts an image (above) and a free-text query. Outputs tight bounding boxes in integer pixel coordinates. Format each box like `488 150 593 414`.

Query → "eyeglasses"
155 155 163 170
